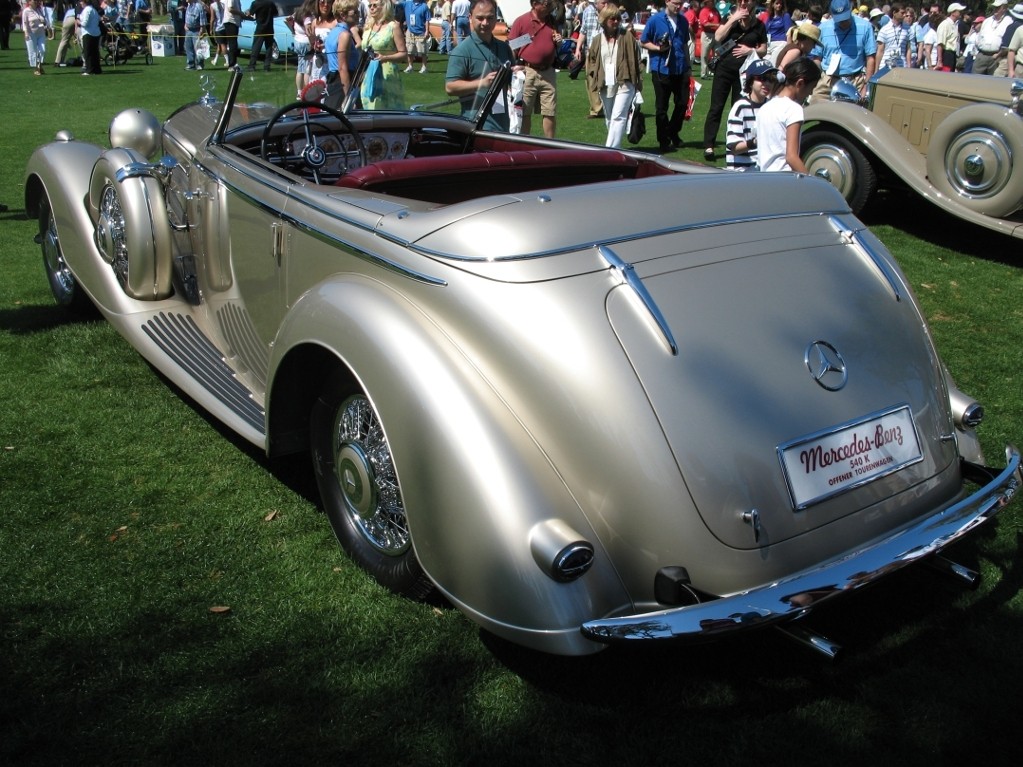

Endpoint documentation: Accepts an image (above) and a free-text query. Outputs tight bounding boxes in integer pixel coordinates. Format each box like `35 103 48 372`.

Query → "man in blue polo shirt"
811 0 876 101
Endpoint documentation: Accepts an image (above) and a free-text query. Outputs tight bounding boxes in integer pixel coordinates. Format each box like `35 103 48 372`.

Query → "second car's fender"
803 101 1023 237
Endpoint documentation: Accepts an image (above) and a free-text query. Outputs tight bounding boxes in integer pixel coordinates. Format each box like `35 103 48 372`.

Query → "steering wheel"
260 101 368 184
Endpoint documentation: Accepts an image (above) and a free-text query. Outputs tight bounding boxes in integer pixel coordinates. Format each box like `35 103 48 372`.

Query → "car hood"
603 212 960 549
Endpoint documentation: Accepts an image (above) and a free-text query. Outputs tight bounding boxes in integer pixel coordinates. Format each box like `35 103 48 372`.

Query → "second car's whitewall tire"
89 148 174 301
801 130 877 215
926 104 1023 219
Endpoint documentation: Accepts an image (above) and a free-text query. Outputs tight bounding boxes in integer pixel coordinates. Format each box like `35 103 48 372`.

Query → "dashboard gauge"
366 136 388 162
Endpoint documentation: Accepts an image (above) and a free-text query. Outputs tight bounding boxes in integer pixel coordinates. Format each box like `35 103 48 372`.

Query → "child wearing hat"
724 59 779 171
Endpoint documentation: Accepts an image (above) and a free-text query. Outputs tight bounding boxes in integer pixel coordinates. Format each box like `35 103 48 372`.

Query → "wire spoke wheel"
311 383 434 598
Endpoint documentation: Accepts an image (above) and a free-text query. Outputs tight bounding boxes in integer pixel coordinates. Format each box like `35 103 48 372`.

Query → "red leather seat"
335 149 645 203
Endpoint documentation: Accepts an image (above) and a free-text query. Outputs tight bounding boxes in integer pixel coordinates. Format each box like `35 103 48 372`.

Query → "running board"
142 311 265 435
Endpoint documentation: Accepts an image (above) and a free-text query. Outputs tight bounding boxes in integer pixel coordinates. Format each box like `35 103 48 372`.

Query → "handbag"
362 58 383 101
627 109 646 144
196 36 211 60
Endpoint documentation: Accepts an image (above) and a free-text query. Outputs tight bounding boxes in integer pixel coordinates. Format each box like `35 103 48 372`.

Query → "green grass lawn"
2 29 1023 767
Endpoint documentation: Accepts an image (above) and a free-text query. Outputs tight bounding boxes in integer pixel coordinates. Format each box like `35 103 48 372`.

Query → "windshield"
214 48 511 140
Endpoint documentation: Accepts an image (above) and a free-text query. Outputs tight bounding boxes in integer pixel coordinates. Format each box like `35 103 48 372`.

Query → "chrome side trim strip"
410 209 845 263
598 244 678 356
581 445 1021 644
195 150 447 287
288 216 447 287
830 215 903 301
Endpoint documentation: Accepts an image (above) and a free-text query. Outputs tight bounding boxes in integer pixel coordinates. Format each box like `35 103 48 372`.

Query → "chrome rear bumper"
581 445 1021 645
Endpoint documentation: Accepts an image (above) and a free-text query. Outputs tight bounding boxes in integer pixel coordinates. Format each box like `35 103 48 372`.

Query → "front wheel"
311 383 434 599
40 194 92 314
802 130 877 215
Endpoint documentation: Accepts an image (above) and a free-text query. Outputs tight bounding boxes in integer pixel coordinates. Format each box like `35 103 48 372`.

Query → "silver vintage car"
24 65 1021 657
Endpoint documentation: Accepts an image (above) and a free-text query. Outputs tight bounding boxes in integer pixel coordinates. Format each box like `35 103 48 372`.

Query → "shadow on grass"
5 533 1023 765
0 302 102 335
860 190 1021 268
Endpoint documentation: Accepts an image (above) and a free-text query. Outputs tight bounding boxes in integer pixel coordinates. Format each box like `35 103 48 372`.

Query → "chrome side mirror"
1011 79 1023 115
830 79 862 105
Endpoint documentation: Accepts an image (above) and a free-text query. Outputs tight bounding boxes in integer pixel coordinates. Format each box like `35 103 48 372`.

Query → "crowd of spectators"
2 1 1021 149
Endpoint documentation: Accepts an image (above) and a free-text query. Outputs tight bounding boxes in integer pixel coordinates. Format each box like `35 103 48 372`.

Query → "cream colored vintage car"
803 68 1023 239
23 65 1021 657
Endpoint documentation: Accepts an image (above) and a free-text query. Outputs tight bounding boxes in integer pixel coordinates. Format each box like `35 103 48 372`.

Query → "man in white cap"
811 0 876 100
972 0 1013 74
936 3 966 69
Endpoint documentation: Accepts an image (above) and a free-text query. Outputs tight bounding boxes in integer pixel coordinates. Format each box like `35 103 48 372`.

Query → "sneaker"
404 65 413 73
211 54 218 65
419 65 427 74
185 65 196 70
703 148 715 161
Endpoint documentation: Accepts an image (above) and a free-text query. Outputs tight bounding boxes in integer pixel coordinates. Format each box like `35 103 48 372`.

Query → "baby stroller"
102 21 153 66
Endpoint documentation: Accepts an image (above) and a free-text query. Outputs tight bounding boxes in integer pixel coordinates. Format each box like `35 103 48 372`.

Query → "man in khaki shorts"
404 0 432 73
509 0 563 137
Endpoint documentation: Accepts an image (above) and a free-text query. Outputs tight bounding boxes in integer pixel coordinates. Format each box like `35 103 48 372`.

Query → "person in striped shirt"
724 58 777 171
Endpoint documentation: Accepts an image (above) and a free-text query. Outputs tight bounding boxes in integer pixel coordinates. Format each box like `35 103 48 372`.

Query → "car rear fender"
267 276 631 656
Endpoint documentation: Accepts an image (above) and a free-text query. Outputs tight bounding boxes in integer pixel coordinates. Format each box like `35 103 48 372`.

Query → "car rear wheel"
802 130 877 215
311 383 434 599
39 193 92 314
926 103 1023 218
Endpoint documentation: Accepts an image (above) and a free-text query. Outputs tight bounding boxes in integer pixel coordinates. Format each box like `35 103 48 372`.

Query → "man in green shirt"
444 0 514 131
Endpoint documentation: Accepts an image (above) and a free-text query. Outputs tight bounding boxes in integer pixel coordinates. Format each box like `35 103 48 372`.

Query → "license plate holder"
778 405 924 510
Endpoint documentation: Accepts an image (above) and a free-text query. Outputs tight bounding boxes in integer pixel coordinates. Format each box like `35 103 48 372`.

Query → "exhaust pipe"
926 554 981 590
775 623 843 662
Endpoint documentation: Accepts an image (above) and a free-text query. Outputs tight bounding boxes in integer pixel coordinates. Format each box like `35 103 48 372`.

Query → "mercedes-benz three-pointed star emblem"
805 341 848 391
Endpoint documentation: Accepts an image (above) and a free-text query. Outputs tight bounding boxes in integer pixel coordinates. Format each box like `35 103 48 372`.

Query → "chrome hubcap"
943 127 1012 198
804 143 856 200
95 184 130 287
42 212 76 304
332 395 410 555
